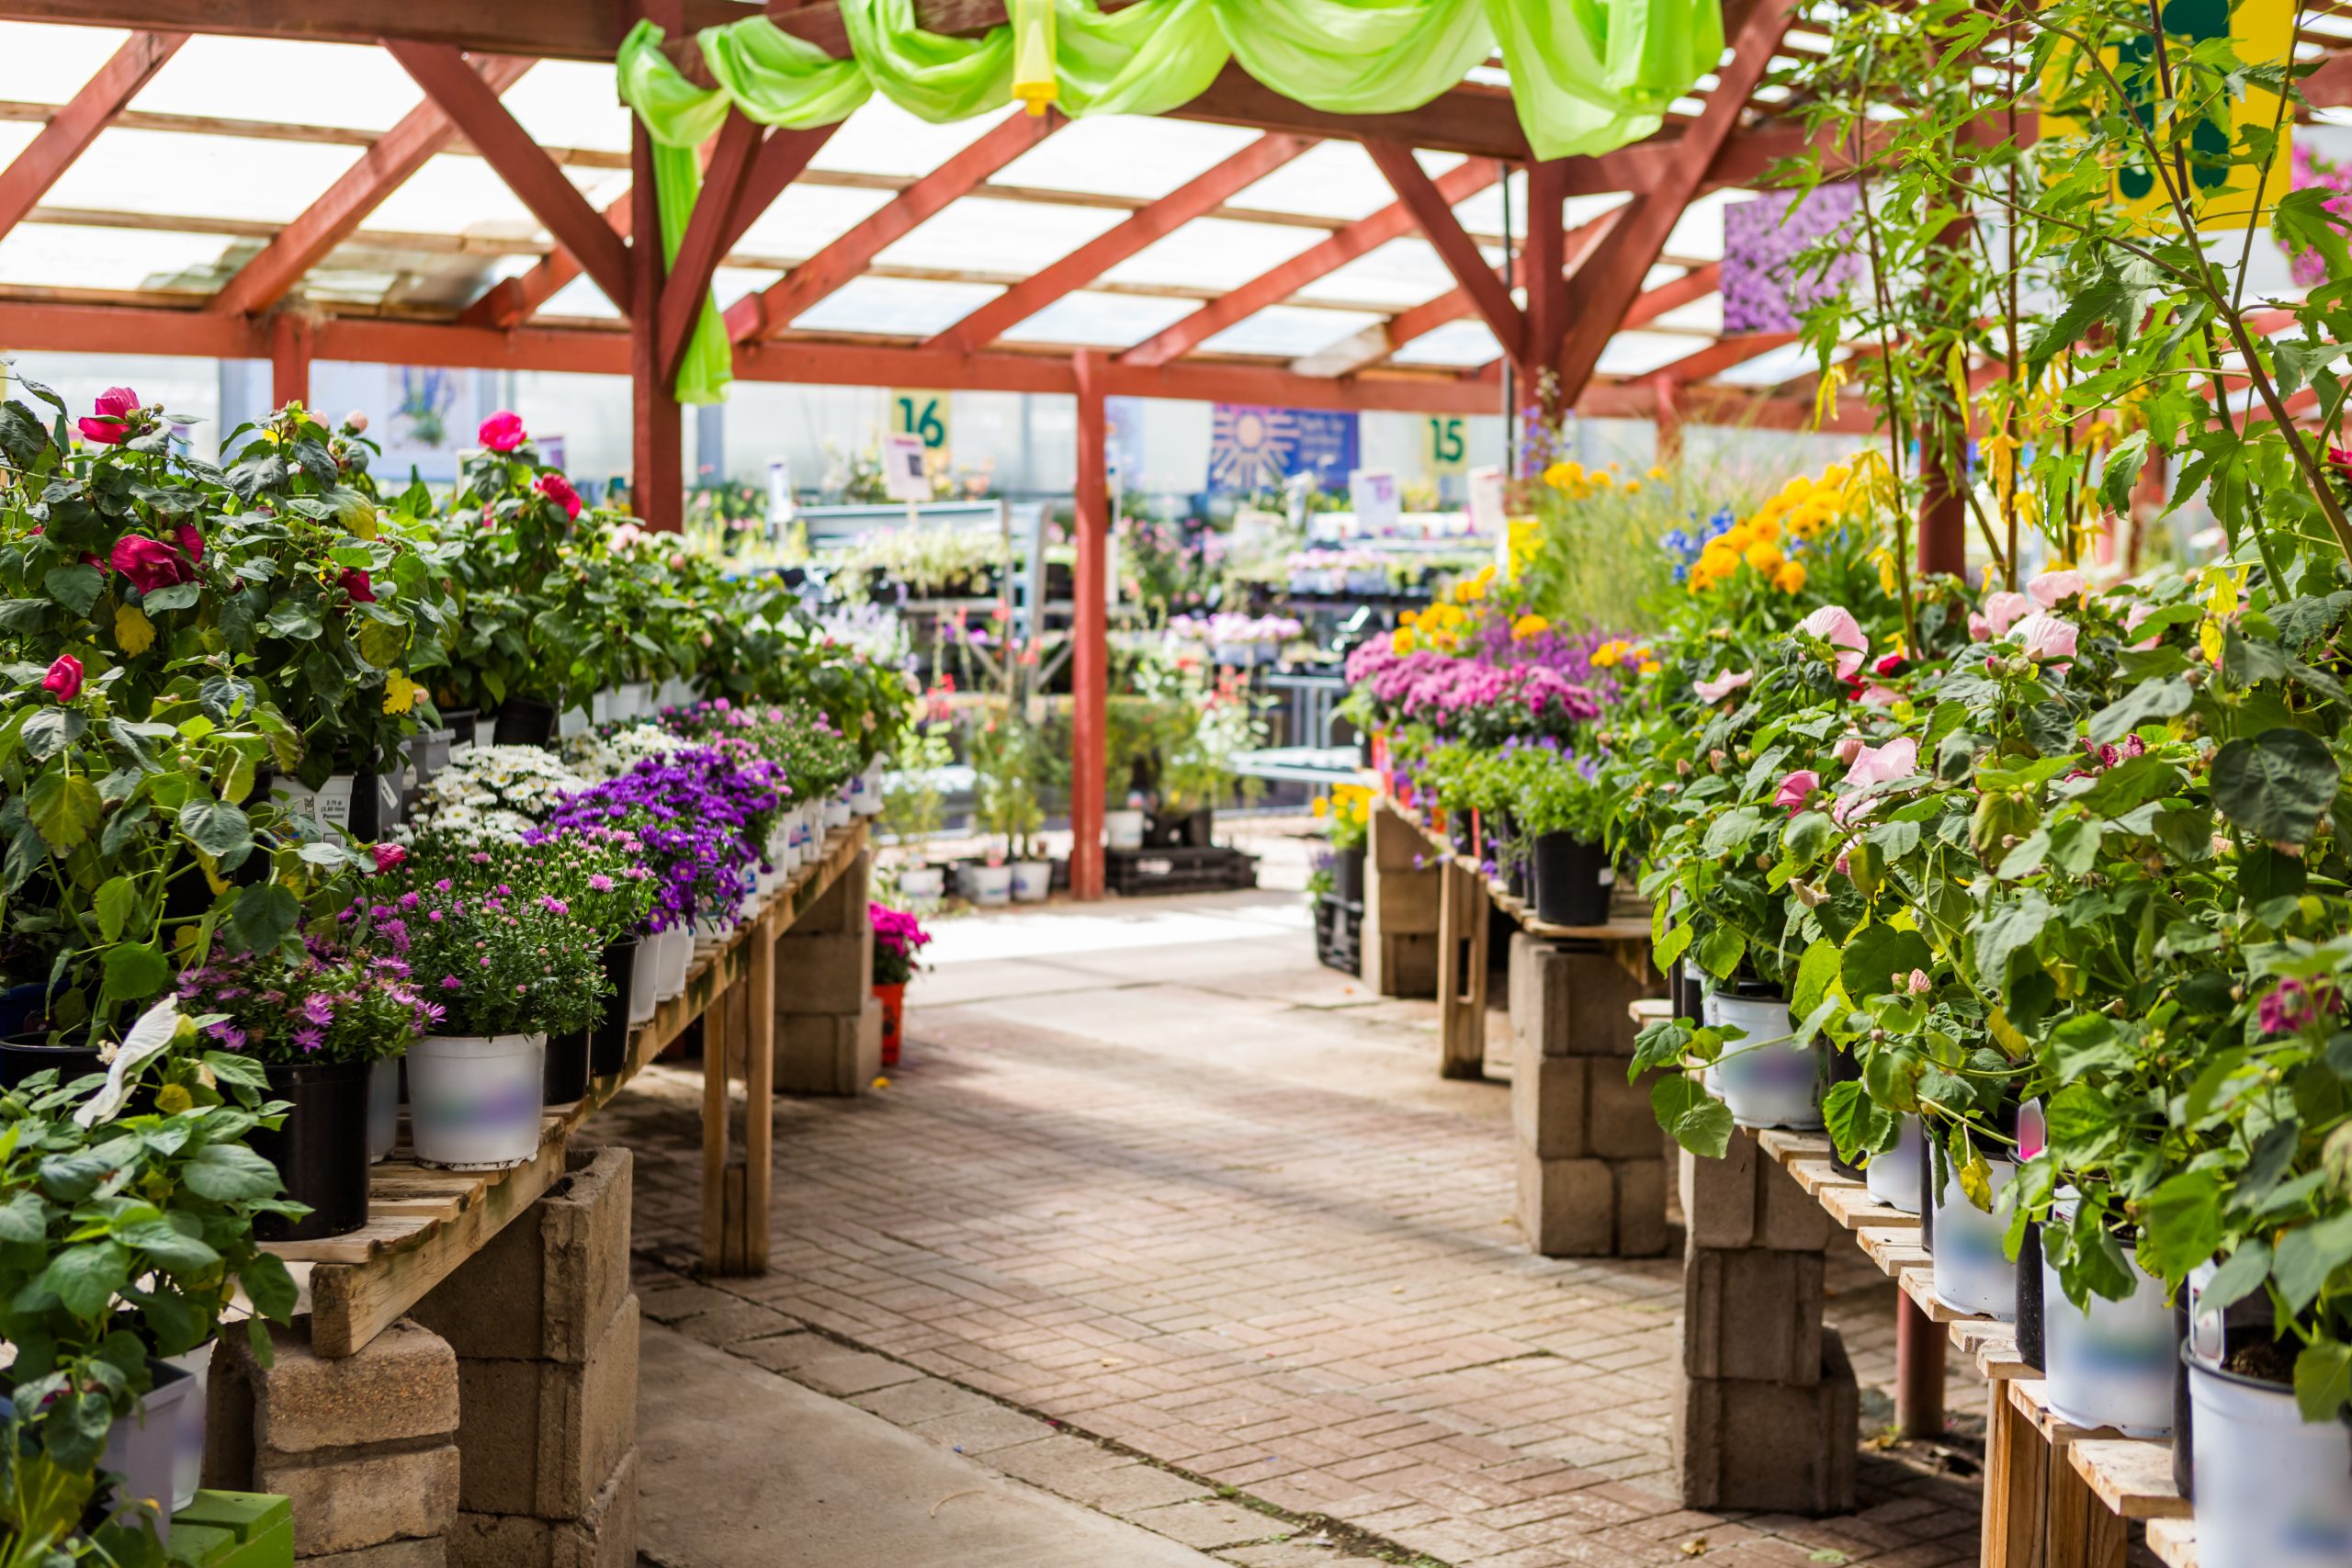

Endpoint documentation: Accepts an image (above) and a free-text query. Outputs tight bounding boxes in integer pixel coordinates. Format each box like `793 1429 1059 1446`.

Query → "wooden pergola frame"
0 0 1876 898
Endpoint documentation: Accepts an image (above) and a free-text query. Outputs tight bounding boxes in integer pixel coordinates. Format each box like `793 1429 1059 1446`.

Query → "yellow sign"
2041 0 2291 231
889 389 951 451
1425 415 1468 479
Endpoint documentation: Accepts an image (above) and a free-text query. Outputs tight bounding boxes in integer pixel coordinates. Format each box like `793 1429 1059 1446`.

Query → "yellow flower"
1544 460 1586 491
1637 660 1662 675
1511 614 1550 640
1392 627 1412 654
1744 540 1783 574
1311 796 1330 818
1780 476 1814 504
382 671 421 715
1872 548 1898 595
1752 516 1781 543
1722 523 1756 553
1591 638 1626 669
1593 471 1617 491
1773 560 1808 594
1647 466 1668 481
1821 463 1852 489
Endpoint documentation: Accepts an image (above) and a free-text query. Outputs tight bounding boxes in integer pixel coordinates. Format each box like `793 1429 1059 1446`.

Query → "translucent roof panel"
131 39 422 132
1717 342 1829 388
0 224 228 294
1596 332 1700 378
501 62 630 155
1450 168 1527 237
1227 141 1462 222
731 185 898 263
1100 217 1324 292
368 153 620 240
1671 189 1749 263
790 276 1005 337
809 100 1018 179
991 116 1261 200
871 196 1126 276
0 123 36 169
45 130 363 226
0 23 132 106
1293 238 1463 310
1201 305 1386 359
1651 295 1724 334
996 290 1197 348
1389 318 1503 367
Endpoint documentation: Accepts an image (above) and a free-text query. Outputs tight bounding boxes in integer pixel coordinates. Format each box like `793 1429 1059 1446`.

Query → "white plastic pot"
654 923 692 1000
1010 861 1052 903
1105 809 1146 851
965 863 1012 907
898 865 945 905
823 795 854 830
1211 641 1250 667
368 1056 400 1164
559 705 590 739
159 1341 213 1513
1702 989 1825 1130
1346 568 1389 595
628 937 662 1024
844 765 874 817
2189 1361 2352 1568
1928 1153 2017 1320
1865 1115 1922 1213
405 1032 547 1169
618 682 653 720
102 1360 199 1535
590 688 615 726
2041 1239 2175 1437
659 676 695 709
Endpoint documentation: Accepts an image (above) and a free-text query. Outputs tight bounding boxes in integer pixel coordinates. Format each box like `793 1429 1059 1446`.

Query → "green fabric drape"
615 0 1725 400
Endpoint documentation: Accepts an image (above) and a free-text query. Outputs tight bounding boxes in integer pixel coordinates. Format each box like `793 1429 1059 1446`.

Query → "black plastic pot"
2015 1220 2045 1371
343 768 400 843
590 937 639 1077
543 1029 590 1105
0 1033 107 1090
1331 846 1366 906
494 697 560 748
444 708 480 750
1448 813 1477 858
2172 1303 2194 1500
248 1059 372 1242
1145 807 1214 849
0 982 54 1039
1671 960 1706 1024
1532 833 1611 927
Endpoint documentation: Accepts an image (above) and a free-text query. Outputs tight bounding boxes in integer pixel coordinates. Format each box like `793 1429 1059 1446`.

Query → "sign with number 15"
1425 415 1467 478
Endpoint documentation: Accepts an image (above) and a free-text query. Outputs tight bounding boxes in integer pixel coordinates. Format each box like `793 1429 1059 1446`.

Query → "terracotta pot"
874 983 906 1067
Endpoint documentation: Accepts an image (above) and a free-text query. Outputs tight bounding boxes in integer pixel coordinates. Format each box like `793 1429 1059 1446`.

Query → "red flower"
478 410 526 453
339 568 376 604
173 523 204 564
77 386 140 446
372 843 408 874
110 535 191 595
40 654 81 703
535 471 582 520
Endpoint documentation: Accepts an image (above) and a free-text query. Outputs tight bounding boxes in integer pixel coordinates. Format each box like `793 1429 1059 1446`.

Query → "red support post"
628 1 684 535
1651 372 1681 465
1917 436 1969 579
270 313 311 411
1070 349 1110 903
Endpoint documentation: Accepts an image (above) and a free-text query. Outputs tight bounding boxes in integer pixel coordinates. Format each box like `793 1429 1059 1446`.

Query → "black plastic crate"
1106 845 1260 897
1313 894 1363 976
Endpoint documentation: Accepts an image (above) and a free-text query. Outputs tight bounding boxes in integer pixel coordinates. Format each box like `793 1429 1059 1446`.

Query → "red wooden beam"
270 312 312 408
628 3 684 533
1070 347 1109 902
726 110 1061 344
1625 262 1720 329
458 192 631 330
924 131 1314 355
0 30 186 243
1551 0 1794 401
209 54 533 318
1363 141 1521 367
385 39 632 310
1119 158 1498 371
655 108 764 385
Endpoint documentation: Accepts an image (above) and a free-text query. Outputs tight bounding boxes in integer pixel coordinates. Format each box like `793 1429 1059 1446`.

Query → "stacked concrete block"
1361 798 1440 998
204 1317 460 1567
411 1146 640 1568
1670 1131 1859 1514
775 850 879 1094
1507 933 1670 1256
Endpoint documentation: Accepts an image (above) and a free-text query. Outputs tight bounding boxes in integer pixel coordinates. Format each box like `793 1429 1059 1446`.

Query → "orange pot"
873 983 906 1066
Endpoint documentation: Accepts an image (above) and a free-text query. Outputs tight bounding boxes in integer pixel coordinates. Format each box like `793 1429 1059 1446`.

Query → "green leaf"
41 563 101 616
1702 806 1763 859
1841 923 1932 1004
0 1190 48 1243
2294 1341 2352 1423
227 883 299 955
1791 937 1843 1020
1973 892 2052 993
1654 923 1693 970
116 1218 220 1273
240 1249 300 1323
141 580 200 614
177 795 252 859
38 1240 130 1319
2087 677 2191 745
1823 1078 1896 1164
2211 728 2338 845
95 874 133 943
100 942 167 1003
2138 1169 2224 1281
1652 1075 1733 1158
179 1143 283 1202
1694 923 1747 981
18 705 84 761
2273 1211 2352 1311
25 768 100 853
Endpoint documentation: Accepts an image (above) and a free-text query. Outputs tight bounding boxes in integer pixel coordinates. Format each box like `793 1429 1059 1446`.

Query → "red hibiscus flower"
110 535 190 595
173 523 204 564
478 410 526 453
40 654 81 703
372 843 407 874
535 471 582 520
77 386 140 446
339 568 376 604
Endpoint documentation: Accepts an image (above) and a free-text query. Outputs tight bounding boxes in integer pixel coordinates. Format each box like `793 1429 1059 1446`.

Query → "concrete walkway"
609 883 1984 1568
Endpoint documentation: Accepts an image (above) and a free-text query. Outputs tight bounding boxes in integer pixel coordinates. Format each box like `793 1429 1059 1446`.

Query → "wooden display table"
266 823 868 1357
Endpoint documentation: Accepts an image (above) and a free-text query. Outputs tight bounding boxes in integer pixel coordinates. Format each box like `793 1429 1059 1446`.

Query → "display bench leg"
743 908 775 1273
2043 1430 2127 1568
1982 1377 2045 1568
1437 860 1486 1079
700 977 731 1271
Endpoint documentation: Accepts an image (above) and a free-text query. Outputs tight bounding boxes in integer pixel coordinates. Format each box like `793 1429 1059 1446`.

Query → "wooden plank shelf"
274 822 869 1357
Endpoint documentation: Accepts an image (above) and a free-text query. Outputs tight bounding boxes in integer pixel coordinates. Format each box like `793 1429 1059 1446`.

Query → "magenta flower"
110 535 192 595
479 410 527 452
40 654 82 703
1774 769 1821 814
78 385 139 445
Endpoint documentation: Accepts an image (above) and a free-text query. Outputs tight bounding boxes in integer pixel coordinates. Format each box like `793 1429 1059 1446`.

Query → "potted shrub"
1511 744 1614 928
869 904 932 1067
970 708 1046 905
880 717 955 905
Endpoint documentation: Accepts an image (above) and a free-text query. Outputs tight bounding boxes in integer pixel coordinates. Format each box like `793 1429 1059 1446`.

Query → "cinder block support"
1508 933 1669 1257
1361 797 1440 998
1672 1129 1859 1514
411 1146 641 1568
775 850 877 1095
204 1317 460 1563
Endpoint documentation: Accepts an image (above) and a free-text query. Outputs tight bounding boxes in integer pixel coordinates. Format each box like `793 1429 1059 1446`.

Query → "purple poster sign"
1721 186 1863 334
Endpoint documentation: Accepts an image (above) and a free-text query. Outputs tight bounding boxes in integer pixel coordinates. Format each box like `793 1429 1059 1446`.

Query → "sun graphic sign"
1206 403 1360 494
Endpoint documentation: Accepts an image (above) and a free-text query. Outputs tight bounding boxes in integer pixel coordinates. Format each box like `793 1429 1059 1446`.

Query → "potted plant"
1511 744 1613 928
1312 783 1372 906
969 708 1045 905
880 717 955 905
869 904 932 1067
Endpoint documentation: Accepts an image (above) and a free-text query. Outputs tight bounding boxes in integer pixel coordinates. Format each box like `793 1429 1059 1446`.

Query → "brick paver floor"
607 887 1993 1568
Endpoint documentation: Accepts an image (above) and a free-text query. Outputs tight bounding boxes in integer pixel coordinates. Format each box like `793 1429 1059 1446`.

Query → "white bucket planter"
964 863 1012 907
559 705 590 739
102 1360 199 1535
843 765 874 817
628 937 662 1024
2189 1361 2352 1568
1702 989 1825 1130
368 1056 400 1164
1211 640 1250 666
2041 1239 2175 1437
653 924 692 1000
1929 1153 2017 1320
1105 809 1146 851
618 682 653 720
823 795 854 830
856 757 886 816
406 1033 547 1169
898 865 945 905
158 1341 213 1513
1010 861 1052 903
1346 568 1389 595
1865 1115 1922 1213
